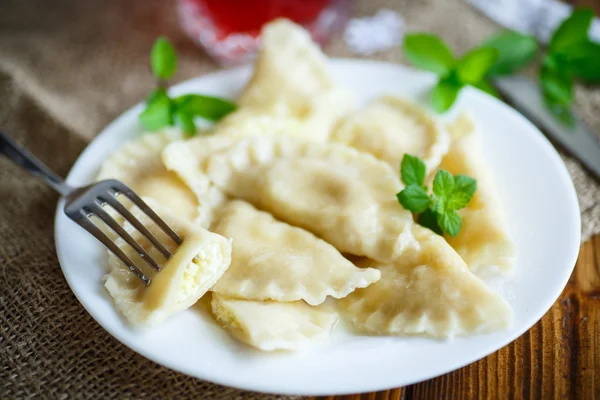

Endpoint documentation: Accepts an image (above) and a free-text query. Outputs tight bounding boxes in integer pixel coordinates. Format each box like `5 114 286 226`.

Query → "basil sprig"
403 32 538 113
139 37 236 136
539 9 600 125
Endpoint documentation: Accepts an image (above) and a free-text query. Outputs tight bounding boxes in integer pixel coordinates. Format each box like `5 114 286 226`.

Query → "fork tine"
100 194 173 260
111 184 183 246
72 209 151 286
89 201 161 272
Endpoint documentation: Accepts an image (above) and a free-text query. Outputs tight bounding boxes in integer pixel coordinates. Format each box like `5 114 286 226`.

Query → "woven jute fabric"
0 0 598 398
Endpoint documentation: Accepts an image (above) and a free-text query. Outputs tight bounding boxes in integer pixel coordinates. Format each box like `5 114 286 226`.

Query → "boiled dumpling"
209 108 304 138
211 200 381 305
162 109 303 226
97 129 198 221
331 96 450 173
237 19 355 141
338 224 512 338
104 200 232 326
162 134 236 227
212 294 339 351
204 136 417 262
438 114 516 274
446 112 476 141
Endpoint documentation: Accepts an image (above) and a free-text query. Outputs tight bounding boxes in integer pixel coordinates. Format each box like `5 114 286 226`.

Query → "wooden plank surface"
308 235 600 399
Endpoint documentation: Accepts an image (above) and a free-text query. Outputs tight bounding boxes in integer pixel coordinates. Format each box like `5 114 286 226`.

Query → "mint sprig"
403 31 538 113
540 8 600 126
140 37 236 136
396 154 477 237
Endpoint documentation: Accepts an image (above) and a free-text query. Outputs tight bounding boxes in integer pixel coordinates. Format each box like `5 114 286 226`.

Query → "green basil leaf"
404 34 456 76
396 184 430 213
436 209 462 237
175 110 196 136
456 47 499 84
139 94 173 131
400 154 427 187
483 31 538 76
474 79 500 98
432 169 455 198
151 36 177 80
175 94 236 121
550 8 594 52
448 175 477 210
146 87 169 105
431 77 463 113
543 91 575 127
417 209 443 235
561 40 600 83
539 63 573 106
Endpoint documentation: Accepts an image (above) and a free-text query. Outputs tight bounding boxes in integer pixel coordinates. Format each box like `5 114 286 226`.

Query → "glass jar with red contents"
177 0 350 65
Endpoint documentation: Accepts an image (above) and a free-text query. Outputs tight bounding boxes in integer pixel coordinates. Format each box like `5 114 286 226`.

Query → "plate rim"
54 59 581 396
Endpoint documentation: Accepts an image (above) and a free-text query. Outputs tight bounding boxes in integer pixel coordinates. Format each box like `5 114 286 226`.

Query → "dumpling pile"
97 19 515 351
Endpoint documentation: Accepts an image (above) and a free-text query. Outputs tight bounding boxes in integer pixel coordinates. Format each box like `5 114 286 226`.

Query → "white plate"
54 60 581 396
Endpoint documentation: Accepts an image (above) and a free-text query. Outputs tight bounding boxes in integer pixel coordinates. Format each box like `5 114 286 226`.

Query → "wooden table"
311 1 600 396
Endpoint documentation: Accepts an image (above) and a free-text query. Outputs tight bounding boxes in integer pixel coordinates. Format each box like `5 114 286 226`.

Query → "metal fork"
0 131 182 285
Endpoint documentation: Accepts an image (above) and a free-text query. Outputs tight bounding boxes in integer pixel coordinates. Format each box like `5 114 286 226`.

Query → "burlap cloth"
1 0 598 398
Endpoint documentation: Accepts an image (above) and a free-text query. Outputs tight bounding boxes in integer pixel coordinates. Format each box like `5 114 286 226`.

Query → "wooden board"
308 235 600 399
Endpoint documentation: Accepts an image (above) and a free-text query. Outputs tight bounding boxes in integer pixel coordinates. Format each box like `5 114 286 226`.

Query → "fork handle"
0 131 74 197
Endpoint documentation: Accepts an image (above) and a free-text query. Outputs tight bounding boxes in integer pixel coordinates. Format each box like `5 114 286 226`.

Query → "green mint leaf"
139 94 173 131
146 87 168 105
396 184 430 213
483 31 538 76
431 76 463 113
436 209 462 237
447 175 477 210
175 110 196 136
543 91 575 127
417 209 443 235
539 63 573 106
550 8 593 52
400 154 427 187
404 34 455 76
174 94 236 121
151 36 177 80
432 169 455 198
474 79 500 98
456 47 499 85
561 40 600 83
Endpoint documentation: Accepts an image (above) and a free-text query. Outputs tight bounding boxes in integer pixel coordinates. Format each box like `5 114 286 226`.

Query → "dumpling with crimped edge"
338 224 512 338
104 200 232 326
438 113 516 275
212 294 339 351
331 96 450 174
161 109 303 226
204 135 418 263
162 134 235 228
210 200 381 305
237 19 355 141
97 129 198 221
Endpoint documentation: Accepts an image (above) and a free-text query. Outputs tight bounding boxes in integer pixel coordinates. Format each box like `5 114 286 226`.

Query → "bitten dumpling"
212 294 339 351
438 114 516 274
237 19 355 141
104 200 232 326
211 201 381 305
338 224 512 338
204 136 417 262
332 96 450 173
97 129 198 221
